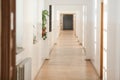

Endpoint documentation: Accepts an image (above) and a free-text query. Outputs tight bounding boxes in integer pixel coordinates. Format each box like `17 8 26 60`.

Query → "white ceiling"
48 0 86 5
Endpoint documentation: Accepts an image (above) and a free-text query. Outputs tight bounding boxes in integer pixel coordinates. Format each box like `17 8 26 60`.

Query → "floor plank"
35 31 100 80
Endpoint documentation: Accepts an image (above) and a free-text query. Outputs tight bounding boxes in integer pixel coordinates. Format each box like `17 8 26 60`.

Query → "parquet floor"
35 31 100 80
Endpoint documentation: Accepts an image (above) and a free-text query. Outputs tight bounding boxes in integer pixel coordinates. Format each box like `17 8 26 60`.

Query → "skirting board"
87 59 100 79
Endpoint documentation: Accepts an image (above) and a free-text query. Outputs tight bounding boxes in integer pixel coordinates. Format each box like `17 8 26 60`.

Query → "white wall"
93 0 101 75
47 0 84 5
84 0 101 76
116 2 120 78
83 0 120 79
16 0 47 80
16 0 23 47
82 5 87 47
84 0 94 59
106 0 120 80
116 17 120 80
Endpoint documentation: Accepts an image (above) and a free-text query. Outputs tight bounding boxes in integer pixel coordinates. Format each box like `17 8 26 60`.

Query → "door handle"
10 12 14 30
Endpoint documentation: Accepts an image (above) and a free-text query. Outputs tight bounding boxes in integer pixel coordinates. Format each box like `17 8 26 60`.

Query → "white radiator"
17 58 32 80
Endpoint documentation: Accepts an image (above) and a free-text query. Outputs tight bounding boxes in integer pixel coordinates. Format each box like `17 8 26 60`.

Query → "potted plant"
42 10 49 40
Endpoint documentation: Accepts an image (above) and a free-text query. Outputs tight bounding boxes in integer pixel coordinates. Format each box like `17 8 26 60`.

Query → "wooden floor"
35 31 100 80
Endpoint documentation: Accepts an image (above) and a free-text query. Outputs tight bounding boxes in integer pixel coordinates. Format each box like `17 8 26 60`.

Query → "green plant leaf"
42 10 49 40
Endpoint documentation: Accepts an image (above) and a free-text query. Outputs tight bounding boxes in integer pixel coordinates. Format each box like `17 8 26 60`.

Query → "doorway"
63 14 73 30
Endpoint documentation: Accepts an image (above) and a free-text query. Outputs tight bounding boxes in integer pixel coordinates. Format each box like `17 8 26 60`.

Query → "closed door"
63 14 73 30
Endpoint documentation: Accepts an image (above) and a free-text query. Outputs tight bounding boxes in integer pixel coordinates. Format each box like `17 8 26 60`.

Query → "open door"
1 0 16 80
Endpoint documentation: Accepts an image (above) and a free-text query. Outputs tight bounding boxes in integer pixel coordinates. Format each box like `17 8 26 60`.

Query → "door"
1 0 16 80
63 14 73 30
0 0 1 78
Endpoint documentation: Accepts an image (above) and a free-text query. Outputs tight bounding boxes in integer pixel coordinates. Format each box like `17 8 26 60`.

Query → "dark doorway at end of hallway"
63 14 73 30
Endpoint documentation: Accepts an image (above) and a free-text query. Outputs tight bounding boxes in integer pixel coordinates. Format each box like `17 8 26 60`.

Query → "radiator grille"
17 58 32 80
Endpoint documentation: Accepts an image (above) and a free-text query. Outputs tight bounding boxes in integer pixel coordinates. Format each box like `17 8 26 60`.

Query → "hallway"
36 31 99 80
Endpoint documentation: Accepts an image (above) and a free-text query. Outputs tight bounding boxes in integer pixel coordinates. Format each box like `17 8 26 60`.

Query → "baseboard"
85 59 91 61
34 44 56 80
89 60 100 79
34 59 45 80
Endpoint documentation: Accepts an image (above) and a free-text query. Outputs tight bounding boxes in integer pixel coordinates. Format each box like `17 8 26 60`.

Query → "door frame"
1 0 16 80
60 13 63 30
60 13 75 31
100 1 104 79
